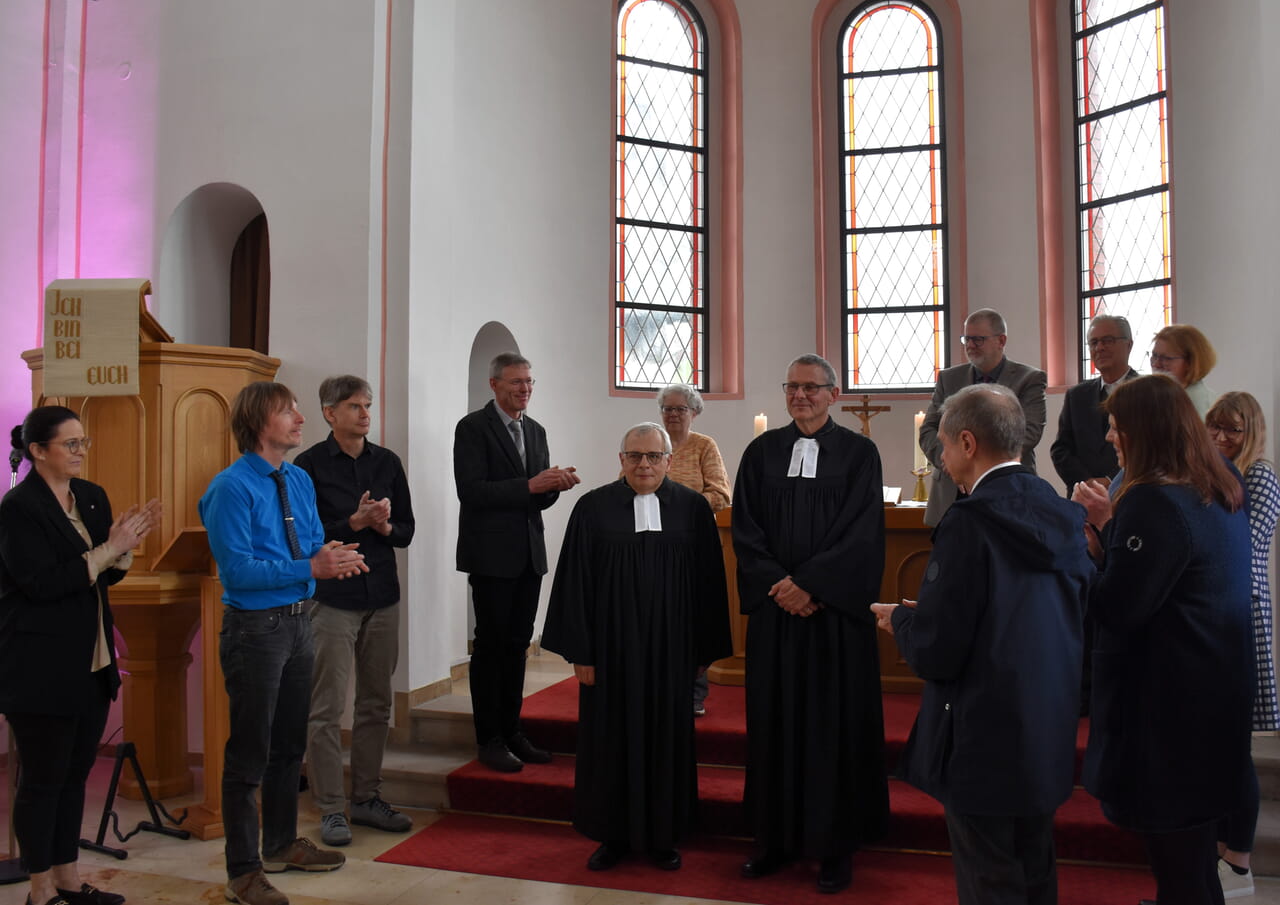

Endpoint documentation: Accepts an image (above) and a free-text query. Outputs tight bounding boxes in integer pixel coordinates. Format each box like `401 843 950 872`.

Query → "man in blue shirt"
201 381 368 905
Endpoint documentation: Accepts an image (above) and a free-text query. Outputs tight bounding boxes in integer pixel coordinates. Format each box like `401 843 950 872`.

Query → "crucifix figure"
841 395 891 438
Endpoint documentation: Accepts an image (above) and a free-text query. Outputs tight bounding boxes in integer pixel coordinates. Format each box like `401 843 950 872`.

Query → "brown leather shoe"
261 837 345 873
225 870 288 905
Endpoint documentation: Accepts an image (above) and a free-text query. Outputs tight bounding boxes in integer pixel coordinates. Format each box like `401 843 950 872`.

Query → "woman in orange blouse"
657 384 730 716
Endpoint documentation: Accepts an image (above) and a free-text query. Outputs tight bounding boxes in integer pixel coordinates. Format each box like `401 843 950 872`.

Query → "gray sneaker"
349 794 412 832
320 812 352 846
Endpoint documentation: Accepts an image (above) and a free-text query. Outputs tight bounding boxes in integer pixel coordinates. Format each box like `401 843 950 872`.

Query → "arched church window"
837 0 948 392
615 0 709 390
1073 0 1171 374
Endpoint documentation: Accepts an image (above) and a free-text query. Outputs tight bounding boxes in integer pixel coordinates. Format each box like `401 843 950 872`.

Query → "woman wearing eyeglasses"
1150 324 1217 417
0 406 160 905
1205 391 1279 898
1073 377 1253 905
656 384 730 717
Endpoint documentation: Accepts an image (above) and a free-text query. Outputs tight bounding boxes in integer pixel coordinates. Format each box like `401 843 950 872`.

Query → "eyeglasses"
43 437 92 453
960 334 998 346
660 405 690 415
782 382 835 396
622 451 668 465
1087 335 1129 349
503 378 535 388
1149 353 1186 367
1207 422 1245 437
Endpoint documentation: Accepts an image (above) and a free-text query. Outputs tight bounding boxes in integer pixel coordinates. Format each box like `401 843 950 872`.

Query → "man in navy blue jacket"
873 384 1092 905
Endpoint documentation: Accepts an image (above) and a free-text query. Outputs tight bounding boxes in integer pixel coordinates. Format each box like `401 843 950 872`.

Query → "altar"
707 503 929 692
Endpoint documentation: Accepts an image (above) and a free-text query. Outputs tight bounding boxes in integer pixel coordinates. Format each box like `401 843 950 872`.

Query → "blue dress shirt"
199 452 324 609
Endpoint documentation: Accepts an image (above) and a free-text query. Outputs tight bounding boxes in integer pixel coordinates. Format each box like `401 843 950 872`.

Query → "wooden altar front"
24 308 278 809
707 504 930 692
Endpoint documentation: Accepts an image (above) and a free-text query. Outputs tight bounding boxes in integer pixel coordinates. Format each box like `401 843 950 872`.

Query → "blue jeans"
220 606 315 880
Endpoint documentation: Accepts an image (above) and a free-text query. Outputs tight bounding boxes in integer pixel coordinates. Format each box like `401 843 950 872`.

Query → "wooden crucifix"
841 394 891 438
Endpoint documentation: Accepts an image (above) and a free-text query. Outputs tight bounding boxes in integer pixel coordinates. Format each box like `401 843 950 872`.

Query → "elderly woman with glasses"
1205 391 1280 898
0 406 160 905
1150 324 1217 418
655 384 730 716
1073 377 1253 904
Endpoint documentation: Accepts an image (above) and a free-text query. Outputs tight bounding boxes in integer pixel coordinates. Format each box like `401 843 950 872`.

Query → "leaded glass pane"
846 311 945 390
839 1 947 391
615 0 708 390
1074 0 1171 376
1079 286 1169 375
845 232 944 310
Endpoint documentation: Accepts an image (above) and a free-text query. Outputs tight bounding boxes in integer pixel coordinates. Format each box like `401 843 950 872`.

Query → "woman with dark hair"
1205 391 1280 897
0 406 160 905
1072 376 1253 904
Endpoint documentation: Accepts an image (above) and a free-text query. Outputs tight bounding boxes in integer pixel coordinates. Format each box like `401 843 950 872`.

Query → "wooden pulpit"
707 505 930 691
23 297 278 822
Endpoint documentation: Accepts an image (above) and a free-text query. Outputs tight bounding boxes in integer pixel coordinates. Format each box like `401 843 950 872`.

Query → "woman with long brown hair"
1073 376 1253 905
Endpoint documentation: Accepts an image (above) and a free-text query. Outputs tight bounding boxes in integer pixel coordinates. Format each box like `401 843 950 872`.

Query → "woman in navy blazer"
1074 377 1253 905
0 407 159 905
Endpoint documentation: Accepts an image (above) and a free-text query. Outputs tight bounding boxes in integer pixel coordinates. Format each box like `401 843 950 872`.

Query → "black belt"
226 599 315 617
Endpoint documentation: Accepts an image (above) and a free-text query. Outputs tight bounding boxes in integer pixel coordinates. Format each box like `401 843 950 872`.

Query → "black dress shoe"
650 848 681 870
505 732 551 764
741 849 789 878
817 855 852 894
58 886 125 905
587 841 628 871
477 738 523 773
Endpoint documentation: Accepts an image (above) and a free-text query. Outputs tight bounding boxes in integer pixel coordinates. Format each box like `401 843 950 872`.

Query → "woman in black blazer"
1074 377 1253 905
0 406 159 905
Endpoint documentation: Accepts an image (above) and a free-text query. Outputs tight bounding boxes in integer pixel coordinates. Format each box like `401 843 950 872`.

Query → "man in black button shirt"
295 375 416 847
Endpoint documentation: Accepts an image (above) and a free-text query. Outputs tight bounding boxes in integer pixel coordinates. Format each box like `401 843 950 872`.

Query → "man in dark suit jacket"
1051 314 1137 497
919 308 1047 526
874 384 1091 905
454 352 580 772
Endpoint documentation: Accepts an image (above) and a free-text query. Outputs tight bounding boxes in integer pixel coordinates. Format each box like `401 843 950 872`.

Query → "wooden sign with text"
43 279 147 397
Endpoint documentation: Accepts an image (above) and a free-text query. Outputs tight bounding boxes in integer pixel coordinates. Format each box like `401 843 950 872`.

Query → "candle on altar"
913 412 927 471
754 413 767 437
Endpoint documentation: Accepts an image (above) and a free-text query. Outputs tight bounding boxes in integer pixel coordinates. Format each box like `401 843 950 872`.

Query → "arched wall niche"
155 183 266 348
468 321 521 413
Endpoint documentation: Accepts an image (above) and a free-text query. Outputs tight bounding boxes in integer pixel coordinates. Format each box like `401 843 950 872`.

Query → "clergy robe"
542 477 732 850
731 418 889 857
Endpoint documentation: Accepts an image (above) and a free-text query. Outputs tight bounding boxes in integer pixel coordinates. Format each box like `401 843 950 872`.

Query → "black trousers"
7 677 111 874
1143 820 1225 905
944 809 1057 905
1217 763 1260 853
220 606 314 880
468 568 541 745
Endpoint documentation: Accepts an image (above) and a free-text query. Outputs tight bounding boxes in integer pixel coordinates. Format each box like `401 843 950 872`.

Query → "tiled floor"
2 653 1279 904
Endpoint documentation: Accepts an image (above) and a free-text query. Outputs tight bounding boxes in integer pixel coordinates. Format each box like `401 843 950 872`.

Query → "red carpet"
451 677 1142 864
377 812 1156 905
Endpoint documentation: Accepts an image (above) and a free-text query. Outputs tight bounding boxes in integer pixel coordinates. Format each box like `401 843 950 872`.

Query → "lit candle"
754 413 767 437
913 412 927 471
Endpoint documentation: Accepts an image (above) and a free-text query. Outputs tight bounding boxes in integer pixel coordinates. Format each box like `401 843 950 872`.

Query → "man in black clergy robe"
731 353 889 895
542 422 731 873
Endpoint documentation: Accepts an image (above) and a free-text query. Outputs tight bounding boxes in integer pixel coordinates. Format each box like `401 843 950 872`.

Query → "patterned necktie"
270 469 305 560
508 419 526 467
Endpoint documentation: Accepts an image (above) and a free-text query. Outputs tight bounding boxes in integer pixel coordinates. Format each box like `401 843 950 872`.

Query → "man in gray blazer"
919 309 1047 527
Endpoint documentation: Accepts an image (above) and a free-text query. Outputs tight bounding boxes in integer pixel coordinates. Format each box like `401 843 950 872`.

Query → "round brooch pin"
1126 535 1143 552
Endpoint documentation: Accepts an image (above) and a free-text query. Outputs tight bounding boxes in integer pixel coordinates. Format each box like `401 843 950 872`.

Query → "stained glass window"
615 0 708 390
1073 0 1171 375
838 1 948 392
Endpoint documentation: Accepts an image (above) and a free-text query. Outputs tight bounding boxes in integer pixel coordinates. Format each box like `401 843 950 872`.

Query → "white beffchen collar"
787 437 820 478
633 493 662 532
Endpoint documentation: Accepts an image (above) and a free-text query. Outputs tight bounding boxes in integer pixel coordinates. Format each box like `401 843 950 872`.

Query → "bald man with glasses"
1051 314 1138 497
919 309 1047 527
